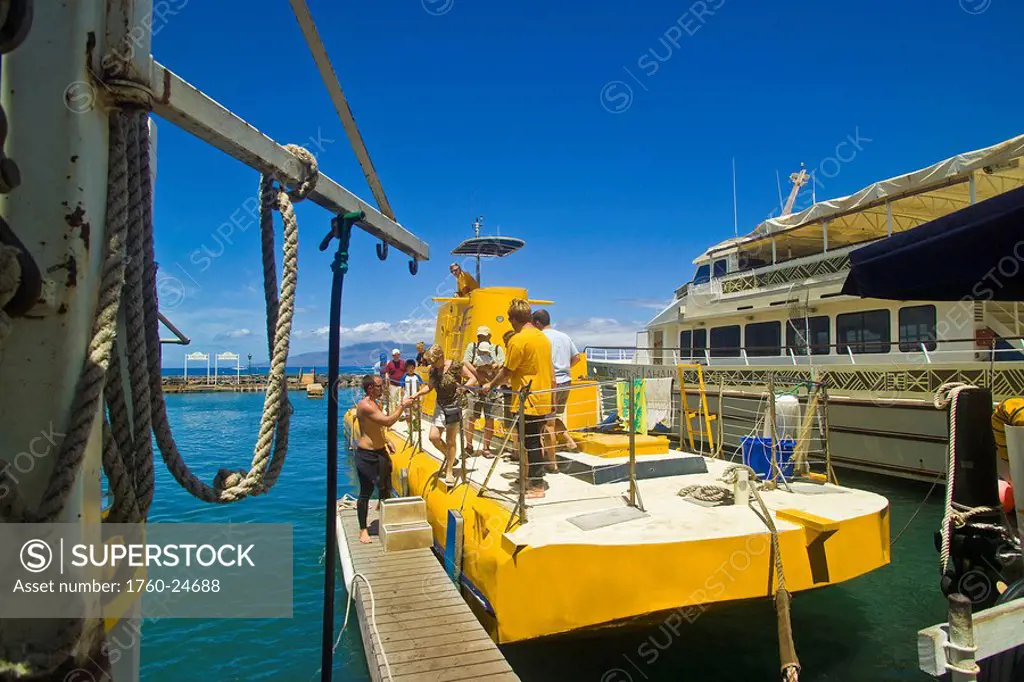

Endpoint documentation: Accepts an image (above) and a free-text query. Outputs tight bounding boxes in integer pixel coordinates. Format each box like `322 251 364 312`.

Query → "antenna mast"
731 157 739 237
472 216 483 284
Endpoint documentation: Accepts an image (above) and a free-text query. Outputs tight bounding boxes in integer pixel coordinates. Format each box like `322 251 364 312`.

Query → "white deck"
389 420 889 549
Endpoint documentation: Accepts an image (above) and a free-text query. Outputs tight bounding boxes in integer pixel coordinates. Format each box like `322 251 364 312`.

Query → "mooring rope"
676 460 799 681
933 382 1003 574
0 111 135 679
340 574 393 681
0 106 320 675
150 142 317 503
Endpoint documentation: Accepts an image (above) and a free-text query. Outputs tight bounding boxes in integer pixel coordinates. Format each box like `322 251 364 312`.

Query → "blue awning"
841 185 1024 301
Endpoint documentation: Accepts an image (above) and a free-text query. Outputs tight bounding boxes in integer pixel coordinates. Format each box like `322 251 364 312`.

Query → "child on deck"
403 360 422 428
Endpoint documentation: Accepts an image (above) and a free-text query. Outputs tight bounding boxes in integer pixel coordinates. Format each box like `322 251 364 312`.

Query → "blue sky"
152 0 1021 365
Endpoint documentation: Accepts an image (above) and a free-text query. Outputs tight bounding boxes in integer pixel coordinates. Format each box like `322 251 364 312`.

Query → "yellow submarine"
344 235 890 645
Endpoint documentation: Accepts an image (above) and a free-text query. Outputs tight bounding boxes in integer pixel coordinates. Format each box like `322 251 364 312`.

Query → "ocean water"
142 391 947 682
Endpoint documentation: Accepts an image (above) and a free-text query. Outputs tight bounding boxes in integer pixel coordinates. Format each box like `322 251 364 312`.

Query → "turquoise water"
142 391 947 682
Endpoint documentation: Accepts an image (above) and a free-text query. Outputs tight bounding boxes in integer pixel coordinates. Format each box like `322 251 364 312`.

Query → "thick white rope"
341 574 393 681
148 143 317 503
933 382 1003 574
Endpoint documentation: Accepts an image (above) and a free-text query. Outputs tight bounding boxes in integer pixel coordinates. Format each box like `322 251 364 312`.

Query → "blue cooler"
740 436 795 479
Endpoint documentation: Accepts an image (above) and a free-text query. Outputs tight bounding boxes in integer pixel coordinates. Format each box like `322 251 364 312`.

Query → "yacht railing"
458 379 646 527
586 336 1024 368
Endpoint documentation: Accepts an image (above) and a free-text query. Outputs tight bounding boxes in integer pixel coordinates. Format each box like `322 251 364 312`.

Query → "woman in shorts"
409 344 478 486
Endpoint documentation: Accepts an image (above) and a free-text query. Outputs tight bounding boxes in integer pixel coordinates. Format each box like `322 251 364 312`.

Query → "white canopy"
698 133 1024 264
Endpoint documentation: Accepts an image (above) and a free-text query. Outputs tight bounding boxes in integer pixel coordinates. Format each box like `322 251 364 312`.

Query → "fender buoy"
998 478 1015 514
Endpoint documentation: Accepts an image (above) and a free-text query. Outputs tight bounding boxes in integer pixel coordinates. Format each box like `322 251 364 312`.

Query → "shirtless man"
355 374 413 543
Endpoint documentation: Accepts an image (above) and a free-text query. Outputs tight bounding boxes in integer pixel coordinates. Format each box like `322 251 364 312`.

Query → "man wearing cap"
463 326 505 456
384 349 407 415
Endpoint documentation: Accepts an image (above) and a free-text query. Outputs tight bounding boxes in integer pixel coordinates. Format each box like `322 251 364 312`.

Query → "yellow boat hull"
345 410 890 644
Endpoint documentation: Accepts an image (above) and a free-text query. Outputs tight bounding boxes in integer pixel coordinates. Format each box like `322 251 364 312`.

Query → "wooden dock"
336 508 520 682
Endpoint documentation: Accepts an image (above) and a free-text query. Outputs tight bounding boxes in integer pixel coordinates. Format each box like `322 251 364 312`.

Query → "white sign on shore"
215 352 241 384
184 352 210 384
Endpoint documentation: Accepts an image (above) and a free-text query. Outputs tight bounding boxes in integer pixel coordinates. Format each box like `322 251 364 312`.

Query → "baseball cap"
476 326 491 336
392 348 401 355
476 341 494 355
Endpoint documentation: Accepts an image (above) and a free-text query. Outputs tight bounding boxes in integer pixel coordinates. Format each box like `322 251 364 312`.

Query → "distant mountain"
286 341 422 369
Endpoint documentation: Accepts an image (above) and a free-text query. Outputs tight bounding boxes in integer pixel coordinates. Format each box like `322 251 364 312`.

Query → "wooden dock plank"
391 660 516 682
378 634 499 660
337 507 518 682
383 649 509 677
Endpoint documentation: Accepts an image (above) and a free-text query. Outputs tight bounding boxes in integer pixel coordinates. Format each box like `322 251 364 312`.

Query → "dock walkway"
336 508 520 682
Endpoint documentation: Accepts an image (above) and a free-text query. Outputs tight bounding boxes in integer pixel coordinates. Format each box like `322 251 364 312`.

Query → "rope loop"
933 381 974 410
281 144 319 201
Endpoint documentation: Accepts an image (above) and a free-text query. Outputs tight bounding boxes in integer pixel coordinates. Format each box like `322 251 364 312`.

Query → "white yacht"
588 134 1024 481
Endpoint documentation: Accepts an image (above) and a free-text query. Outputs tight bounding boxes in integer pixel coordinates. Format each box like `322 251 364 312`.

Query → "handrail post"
768 374 778 482
628 378 637 508
921 341 932 364
716 378 725 458
517 392 528 524
819 378 835 484
947 593 979 681
789 348 797 366
846 346 856 365
741 348 750 366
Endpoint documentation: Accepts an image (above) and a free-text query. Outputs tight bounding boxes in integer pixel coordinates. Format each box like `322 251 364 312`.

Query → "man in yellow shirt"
450 262 479 296
482 298 553 498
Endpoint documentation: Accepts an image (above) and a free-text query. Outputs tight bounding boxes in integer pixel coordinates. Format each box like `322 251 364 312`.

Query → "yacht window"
692 328 707 358
709 325 741 357
899 305 937 352
786 316 830 356
712 259 728 278
693 264 711 285
679 330 692 360
837 310 891 354
745 321 781 356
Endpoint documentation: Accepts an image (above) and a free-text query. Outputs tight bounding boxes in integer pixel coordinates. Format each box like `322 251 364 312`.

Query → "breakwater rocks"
161 374 363 394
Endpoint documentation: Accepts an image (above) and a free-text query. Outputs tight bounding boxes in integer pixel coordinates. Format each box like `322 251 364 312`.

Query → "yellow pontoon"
345 265 890 645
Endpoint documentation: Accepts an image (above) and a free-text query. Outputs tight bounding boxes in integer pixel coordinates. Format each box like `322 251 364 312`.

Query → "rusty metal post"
947 593 979 681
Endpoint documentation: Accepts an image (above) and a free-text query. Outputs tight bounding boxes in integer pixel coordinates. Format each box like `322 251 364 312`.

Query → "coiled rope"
677 463 756 505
